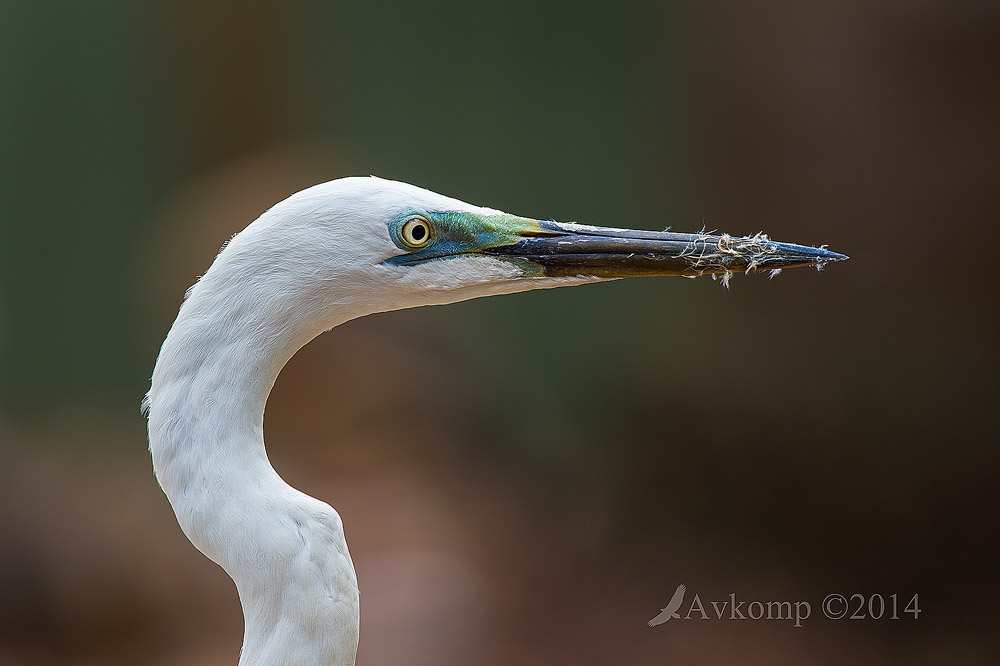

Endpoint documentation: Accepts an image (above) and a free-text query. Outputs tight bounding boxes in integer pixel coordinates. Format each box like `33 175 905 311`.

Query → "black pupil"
410 224 426 241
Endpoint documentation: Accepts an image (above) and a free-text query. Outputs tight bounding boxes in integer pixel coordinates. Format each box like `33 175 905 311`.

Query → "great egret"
144 176 845 666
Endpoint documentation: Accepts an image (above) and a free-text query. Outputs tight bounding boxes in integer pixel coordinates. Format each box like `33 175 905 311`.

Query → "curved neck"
146 265 361 666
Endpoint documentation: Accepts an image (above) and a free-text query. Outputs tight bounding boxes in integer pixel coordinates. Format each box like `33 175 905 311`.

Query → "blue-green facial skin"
384 210 543 271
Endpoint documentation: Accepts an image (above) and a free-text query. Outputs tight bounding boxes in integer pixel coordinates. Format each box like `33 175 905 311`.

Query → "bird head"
195 176 846 336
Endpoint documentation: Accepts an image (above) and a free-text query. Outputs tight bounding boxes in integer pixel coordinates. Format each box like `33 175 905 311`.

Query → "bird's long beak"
481 220 847 278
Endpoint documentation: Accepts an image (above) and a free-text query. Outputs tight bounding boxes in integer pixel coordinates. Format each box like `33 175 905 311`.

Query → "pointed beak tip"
820 248 849 263
769 242 848 270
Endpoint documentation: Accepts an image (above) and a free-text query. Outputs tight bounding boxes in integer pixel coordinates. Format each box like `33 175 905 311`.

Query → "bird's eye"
400 217 432 248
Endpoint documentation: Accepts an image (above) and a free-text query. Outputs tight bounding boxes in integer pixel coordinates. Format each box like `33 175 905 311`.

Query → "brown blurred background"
1 1 998 664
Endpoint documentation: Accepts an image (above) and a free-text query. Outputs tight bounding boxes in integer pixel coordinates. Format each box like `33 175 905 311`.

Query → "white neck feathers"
146 210 362 666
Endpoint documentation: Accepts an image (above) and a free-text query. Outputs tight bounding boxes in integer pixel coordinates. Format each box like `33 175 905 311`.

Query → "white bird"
144 176 845 666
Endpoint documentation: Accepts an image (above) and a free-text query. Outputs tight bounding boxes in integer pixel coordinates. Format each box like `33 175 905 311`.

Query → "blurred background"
1 1 998 664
